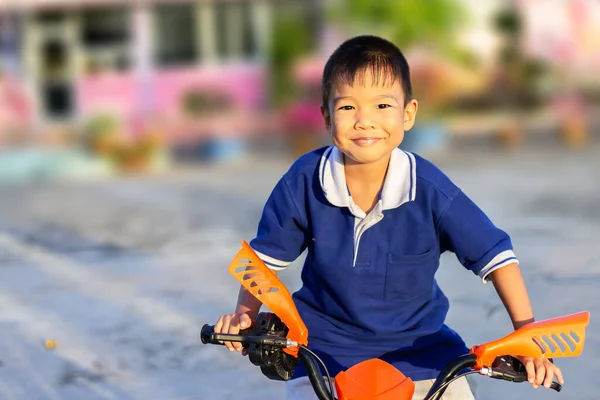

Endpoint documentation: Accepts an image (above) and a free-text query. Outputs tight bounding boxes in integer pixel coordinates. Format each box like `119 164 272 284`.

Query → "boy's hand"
517 356 564 389
214 312 253 355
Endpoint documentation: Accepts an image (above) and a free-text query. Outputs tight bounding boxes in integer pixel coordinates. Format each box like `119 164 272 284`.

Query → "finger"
228 315 240 334
242 347 248 356
534 360 546 387
524 359 536 385
553 365 564 384
214 315 225 334
228 316 243 352
215 315 226 344
543 365 555 388
222 315 235 352
239 313 252 330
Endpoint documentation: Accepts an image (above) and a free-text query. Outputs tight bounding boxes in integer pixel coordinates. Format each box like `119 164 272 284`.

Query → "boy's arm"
488 263 564 388
435 185 563 388
216 269 279 354
234 269 279 320
488 262 534 329
219 175 306 352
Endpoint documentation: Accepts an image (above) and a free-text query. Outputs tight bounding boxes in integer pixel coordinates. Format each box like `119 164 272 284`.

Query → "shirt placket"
352 201 384 267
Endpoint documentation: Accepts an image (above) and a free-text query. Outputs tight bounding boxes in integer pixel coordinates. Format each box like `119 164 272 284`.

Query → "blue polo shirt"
249 146 518 381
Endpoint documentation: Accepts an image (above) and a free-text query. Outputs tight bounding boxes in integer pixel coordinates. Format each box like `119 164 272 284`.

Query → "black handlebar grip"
200 324 254 345
491 356 563 392
200 324 221 345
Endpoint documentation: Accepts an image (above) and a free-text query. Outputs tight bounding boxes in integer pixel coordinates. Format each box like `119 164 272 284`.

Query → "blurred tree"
269 0 471 105
270 1 319 104
326 0 466 53
325 0 474 118
325 0 474 152
492 4 548 108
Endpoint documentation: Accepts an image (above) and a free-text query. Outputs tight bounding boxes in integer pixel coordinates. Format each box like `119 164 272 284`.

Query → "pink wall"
77 64 267 119
77 73 137 117
153 65 267 112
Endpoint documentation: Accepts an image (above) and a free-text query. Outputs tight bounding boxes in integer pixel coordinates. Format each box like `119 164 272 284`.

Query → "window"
214 2 258 60
240 2 258 59
41 40 67 76
81 8 130 47
214 3 228 58
34 11 65 24
42 83 73 118
80 7 131 73
153 4 197 66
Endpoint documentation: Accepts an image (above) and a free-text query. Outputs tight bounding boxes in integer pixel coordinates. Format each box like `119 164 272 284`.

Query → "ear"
403 99 419 131
321 105 331 132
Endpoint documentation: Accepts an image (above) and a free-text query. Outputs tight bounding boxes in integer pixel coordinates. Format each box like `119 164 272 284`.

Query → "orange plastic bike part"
228 241 308 356
335 358 415 400
470 311 589 369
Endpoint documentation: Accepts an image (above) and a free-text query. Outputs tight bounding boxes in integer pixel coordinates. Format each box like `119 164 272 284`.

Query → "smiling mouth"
352 138 382 146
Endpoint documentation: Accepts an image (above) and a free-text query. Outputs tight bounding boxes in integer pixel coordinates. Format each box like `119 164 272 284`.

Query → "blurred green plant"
81 112 166 173
270 2 318 104
181 88 234 117
326 0 467 53
492 5 549 108
326 0 476 118
81 113 122 155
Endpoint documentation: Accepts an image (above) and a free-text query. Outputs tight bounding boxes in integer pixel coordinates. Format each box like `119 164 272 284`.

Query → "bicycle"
201 241 589 400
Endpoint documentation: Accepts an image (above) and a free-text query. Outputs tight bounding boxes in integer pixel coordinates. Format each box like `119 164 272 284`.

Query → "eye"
337 105 354 111
377 104 392 109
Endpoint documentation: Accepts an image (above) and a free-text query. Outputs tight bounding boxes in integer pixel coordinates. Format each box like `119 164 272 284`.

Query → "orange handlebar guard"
470 311 590 369
227 241 308 356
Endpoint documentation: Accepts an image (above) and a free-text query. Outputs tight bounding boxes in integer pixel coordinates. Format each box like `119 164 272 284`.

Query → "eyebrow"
374 94 399 102
332 94 399 104
332 96 352 104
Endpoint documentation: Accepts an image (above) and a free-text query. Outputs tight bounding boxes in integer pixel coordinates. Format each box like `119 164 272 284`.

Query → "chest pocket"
384 248 439 302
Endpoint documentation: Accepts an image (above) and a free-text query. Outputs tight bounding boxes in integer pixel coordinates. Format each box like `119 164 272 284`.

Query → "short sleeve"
438 190 518 282
249 178 308 270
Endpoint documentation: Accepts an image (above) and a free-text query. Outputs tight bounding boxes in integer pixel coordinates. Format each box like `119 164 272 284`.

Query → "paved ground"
0 143 598 400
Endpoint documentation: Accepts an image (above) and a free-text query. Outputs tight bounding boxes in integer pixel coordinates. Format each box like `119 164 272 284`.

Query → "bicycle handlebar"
200 324 293 348
201 244 585 399
201 324 561 400
484 355 561 392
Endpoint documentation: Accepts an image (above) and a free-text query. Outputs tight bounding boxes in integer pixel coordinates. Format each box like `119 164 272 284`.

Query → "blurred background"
0 0 598 173
0 0 598 399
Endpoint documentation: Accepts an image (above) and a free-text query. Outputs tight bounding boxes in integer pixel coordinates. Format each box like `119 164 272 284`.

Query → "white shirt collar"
318 146 416 211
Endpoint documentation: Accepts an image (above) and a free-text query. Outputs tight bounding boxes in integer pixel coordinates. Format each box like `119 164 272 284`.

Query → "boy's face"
321 70 418 167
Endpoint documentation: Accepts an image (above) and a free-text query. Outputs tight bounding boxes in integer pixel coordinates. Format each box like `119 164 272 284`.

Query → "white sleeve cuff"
251 248 292 271
479 250 519 283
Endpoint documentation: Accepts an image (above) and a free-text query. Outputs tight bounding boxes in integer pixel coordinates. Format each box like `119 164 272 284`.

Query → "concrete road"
0 145 598 400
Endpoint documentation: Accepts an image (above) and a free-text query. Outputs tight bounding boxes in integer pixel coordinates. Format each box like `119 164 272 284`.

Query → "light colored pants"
286 376 475 400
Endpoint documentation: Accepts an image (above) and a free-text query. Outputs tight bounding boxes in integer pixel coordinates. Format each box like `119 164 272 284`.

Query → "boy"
214 35 562 399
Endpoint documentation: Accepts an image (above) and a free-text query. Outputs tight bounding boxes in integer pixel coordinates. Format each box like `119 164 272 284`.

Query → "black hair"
321 35 412 109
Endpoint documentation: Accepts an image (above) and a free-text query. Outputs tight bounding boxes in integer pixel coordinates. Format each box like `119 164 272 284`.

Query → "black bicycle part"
200 312 298 381
200 325 253 345
298 346 336 400
491 356 562 392
249 312 298 381
425 354 477 400
203 317 564 397
426 370 481 400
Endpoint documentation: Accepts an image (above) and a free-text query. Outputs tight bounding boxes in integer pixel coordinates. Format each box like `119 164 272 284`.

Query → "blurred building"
1 0 597 150
0 0 272 143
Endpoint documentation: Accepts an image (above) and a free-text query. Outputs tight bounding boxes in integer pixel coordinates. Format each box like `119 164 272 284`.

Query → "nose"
354 109 376 130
